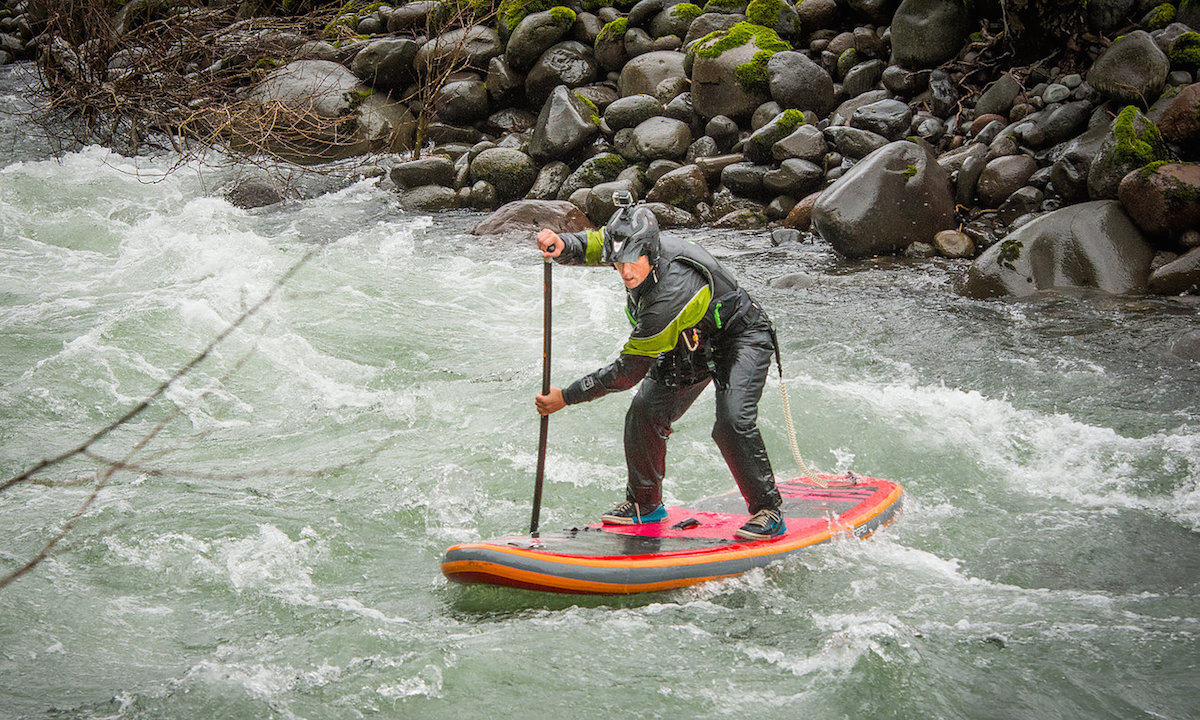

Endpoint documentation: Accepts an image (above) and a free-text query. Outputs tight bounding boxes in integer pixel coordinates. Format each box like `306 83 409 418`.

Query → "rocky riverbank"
9 0 1200 297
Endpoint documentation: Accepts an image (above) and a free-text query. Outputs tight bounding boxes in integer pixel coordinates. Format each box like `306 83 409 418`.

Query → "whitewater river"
2 66 1198 719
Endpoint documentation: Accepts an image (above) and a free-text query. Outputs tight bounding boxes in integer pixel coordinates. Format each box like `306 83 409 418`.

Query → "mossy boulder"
743 108 804 164
1169 31 1200 70
469 147 539 202
690 21 792 120
498 0 560 40
557 153 630 199
1118 162 1200 240
1087 105 1169 200
649 3 705 39
1144 3 1177 31
744 0 799 38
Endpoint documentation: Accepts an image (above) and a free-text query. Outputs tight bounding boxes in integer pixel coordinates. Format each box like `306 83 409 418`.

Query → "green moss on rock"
745 0 783 27
1147 3 1177 30
579 153 628 183
695 20 791 59
499 0 557 34
1112 105 1167 167
997 237 1023 270
736 50 773 94
549 6 577 25
596 17 629 44
574 92 601 126
1170 32 1200 69
675 2 704 21
751 108 805 146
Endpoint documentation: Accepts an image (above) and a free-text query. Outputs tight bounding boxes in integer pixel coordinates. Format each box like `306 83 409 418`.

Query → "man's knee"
711 416 755 448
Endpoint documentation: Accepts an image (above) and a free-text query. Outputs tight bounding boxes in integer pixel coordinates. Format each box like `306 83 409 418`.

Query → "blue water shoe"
602 501 668 525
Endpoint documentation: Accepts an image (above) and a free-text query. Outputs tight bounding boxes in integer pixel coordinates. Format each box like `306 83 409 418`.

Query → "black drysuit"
555 230 783 515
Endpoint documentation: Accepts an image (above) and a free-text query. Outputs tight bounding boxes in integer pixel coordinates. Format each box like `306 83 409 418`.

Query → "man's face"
614 255 652 288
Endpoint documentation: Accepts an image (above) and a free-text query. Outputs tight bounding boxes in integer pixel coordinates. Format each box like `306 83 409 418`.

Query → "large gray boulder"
387 0 447 32
414 26 503 74
526 161 572 200
242 60 412 163
850 98 913 141
1087 30 1169 106
683 12 744 45
604 94 666 131
1149 248 1200 295
431 78 489 124
633 116 693 160
767 51 835 118
350 38 419 90
889 0 970 69
811 140 956 257
529 85 601 163
960 201 1155 298
506 8 578 70
795 0 838 30
772 123 827 163
471 199 594 235
399 185 459 211
391 157 456 189
976 154 1038 208
763 158 823 197
618 50 687 97
646 164 709 210
1050 122 1110 203
526 41 599 107
691 24 787 120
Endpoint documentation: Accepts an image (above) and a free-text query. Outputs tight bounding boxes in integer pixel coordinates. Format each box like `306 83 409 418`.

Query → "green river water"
1 66 1198 719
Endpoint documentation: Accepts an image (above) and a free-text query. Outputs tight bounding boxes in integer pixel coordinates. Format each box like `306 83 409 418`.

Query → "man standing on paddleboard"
534 192 786 540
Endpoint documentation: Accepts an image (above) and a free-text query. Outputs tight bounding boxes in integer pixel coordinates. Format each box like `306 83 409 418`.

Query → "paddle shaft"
530 256 552 535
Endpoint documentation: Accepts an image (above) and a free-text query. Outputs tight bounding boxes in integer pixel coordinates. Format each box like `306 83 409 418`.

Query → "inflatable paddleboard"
442 475 903 595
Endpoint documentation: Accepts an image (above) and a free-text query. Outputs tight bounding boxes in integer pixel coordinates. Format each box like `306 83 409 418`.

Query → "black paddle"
530 252 552 536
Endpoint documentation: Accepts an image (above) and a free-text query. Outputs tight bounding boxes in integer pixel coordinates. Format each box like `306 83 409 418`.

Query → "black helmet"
603 203 660 264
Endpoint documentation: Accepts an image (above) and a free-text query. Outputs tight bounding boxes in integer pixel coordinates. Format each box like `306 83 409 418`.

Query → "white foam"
801 374 1200 529
219 524 319 600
